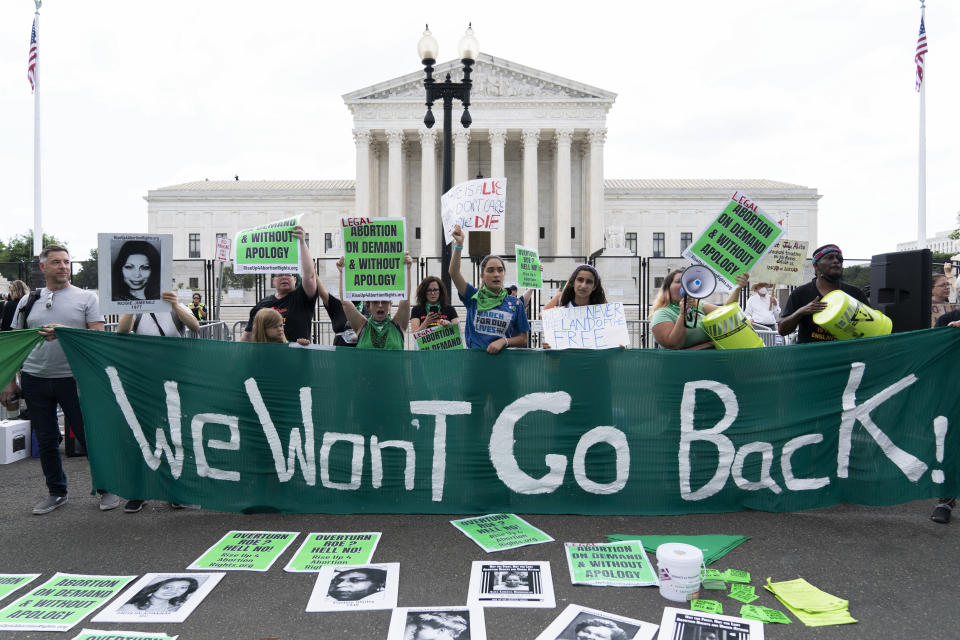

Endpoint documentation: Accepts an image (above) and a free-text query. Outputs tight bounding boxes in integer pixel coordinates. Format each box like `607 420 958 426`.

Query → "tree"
220 264 257 290
0 231 69 263
71 248 99 289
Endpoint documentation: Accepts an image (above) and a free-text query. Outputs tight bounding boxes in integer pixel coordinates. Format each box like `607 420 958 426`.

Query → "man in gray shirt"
0 244 119 514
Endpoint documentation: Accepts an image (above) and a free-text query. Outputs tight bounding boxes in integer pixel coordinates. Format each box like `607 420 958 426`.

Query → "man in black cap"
778 243 869 343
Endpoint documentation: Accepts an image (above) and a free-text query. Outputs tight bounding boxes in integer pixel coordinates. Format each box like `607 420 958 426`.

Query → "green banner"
564 540 657 586
450 514 554 552
342 218 405 301
0 573 135 632
515 244 542 289
0 329 43 387
683 192 783 291
55 327 960 516
187 531 298 571
284 532 381 572
233 215 301 274
414 324 464 351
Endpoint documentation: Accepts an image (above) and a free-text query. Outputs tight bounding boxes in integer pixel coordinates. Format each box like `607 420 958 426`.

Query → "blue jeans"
20 372 88 497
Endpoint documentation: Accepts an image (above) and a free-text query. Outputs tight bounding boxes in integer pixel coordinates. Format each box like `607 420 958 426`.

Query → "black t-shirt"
782 279 869 343
935 308 960 327
245 286 318 342
322 293 367 347
410 304 458 329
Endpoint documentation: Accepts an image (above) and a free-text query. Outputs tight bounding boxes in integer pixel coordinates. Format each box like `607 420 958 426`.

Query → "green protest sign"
564 540 658 587
0 575 40 603
342 218 405 301
71 631 178 640
187 530 298 571
414 324 464 351
450 514 553 552
54 327 960 516
233 215 301 274
515 244 542 289
284 532 381 572
0 573 135 632
683 191 783 291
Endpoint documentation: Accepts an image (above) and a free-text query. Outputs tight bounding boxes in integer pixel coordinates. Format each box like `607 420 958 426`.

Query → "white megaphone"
679 265 718 327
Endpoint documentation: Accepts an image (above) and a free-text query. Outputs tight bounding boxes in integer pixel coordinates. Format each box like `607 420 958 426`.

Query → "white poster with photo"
658 607 763 640
440 177 506 243
306 563 399 612
533 604 658 640
97 234 173 315
467 561 555 609
541 302 630 350
387 606 486 640
91 573 225 624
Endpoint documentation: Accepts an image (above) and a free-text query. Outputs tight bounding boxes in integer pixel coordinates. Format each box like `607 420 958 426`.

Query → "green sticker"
721 568 751 583
515 245 542 289
414 324 464 351
740 604 791 624
284 532 381 572
564 540 658 587
0 573 136 632
728 583 759 603
761 607 793 624
233 215 302 273
450 514 553 552
343 218 406 301
690 599 723 614
700 569 726 589
187 530 299 571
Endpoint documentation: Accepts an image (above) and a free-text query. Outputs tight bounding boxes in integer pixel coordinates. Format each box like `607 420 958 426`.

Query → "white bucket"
656 543 703 602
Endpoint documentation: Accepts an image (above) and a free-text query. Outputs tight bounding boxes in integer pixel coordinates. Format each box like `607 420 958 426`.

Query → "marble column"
386 129 405 219
419 128 438 257
554 128 574 255
488 128 507 255
521 128 540 250
453 129 471 252
586 128 607 256
353 129 371 218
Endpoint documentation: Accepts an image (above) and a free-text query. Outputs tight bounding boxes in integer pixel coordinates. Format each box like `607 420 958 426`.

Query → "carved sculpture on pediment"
606 225 625 250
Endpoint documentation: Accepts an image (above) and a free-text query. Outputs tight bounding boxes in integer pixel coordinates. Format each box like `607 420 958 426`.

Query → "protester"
932 274 950 304
650 269 745 350
0 245 119 514
312 257 367 347
449 225 529 353
1 280 29 331
410 275 458 332
112 239 162 302
778 244 868 343
744 280 780 330
118 577 199 614
543 264 607 309
408 612 468 640
187 292 207 322
326 568 387 602
342 253 414 350
240 225 318 343
930 305 960 523
250 308 289 343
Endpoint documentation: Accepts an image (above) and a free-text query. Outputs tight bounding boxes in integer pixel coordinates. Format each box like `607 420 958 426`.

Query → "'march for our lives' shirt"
459 283 530 349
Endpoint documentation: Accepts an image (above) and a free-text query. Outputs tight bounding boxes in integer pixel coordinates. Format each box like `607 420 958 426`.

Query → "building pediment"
343 53 616 104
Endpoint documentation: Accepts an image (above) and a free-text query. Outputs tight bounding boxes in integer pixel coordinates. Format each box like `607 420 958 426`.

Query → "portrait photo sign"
533 604 658 640
306 563 399 612
92 572 225 624
387 606 486 640
98 233 173 315
467 561 555 608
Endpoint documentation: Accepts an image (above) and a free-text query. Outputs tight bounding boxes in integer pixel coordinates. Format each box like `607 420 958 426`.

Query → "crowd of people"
0 233 957 522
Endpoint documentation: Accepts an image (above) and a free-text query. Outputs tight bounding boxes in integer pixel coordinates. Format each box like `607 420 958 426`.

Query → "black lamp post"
418 24 479 294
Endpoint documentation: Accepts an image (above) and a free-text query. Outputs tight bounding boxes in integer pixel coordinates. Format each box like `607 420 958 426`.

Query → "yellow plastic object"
702 304 764 350
813 290 892 340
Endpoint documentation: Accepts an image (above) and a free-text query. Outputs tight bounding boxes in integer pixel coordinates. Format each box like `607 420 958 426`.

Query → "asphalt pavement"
0 452 957 640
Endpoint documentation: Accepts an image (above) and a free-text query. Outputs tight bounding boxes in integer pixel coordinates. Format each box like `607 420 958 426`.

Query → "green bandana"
357 315 404 350
472 286 507 312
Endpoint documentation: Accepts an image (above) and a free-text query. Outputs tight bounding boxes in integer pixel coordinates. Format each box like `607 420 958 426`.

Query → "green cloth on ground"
764 577 857 627
0 329 43 387
606 534 750 566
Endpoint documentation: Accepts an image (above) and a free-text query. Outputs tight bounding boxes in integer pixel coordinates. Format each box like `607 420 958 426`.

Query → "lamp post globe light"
419 24 478 294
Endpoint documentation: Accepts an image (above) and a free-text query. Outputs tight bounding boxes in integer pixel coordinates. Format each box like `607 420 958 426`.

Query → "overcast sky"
2 1 957 260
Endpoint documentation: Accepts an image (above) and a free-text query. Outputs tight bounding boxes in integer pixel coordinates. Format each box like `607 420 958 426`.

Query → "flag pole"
917 1 927 249
32 0 43 258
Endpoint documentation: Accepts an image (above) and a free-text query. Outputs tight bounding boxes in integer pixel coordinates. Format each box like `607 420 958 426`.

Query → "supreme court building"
147 53 819 285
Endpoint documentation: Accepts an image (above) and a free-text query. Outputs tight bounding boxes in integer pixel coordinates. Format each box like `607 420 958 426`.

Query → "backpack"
132 312 185 337
14 289 43 329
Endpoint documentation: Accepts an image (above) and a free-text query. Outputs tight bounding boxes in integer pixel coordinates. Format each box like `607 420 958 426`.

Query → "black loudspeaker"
869 249 932 332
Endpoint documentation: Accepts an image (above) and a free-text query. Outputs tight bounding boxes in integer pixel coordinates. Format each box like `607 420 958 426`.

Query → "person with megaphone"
650 268 746 349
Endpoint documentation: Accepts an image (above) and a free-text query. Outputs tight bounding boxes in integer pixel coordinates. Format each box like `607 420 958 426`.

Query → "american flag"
27 17 38 92
915 15 928 91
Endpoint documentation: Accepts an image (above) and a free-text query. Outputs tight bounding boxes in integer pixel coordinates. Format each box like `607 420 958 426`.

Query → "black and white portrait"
657 608 762 640
306 563 398 612
387 606 486 640
468 561 555 608
92 572 225 624
98 233 173 315
534 605 658 640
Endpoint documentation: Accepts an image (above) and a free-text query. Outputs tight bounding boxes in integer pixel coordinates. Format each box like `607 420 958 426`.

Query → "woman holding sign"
449 225 529 353
650 269 745 350
544 264 608 310
343 253 414 350
410 276 459 332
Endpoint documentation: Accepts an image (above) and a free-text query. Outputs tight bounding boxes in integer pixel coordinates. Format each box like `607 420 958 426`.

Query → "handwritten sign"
683 192 783 292
440 177 507 243
515 245 542 289
214 235 232 262
541 302 629 350
752 238 809 285
413 324 464 351
342 218 406 301
234 215 302 274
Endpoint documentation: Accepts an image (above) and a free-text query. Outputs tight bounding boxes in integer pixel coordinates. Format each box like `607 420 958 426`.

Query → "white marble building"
147 54 819 279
